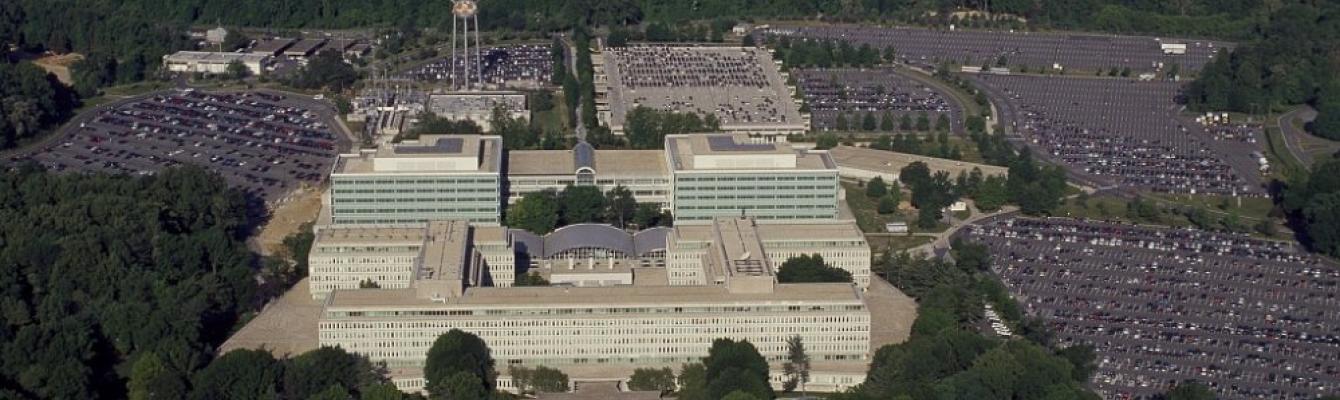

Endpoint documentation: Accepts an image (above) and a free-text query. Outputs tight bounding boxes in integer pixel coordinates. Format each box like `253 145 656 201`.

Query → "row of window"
334 178 497 185
327 304 866 319
676 204 834 210
333 207 498 214
333 188 497 194
675 185 836 192
676 175 832 182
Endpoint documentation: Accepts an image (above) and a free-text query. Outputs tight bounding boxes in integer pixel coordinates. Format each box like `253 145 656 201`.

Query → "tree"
861 112 877 131
880 112 895 131
225 60 250 80
130 352 189 400
776 254 852 283
190 349 281 400
221 29 250 51
676 363 710 400
835 113 850 131
624 106 715 149
915 112 931 131
308 385 354 400
1057 345 1098 381
866 176 888 198
425 330 495 397
704 339 772 400
605 185 637 228
815 132 839 149
1310 102 1340 140
1158 382 1215 400
558 185 607 224
899 114 913 130
632 203 671 228
287 50 357 91
507 190 560 234
514 272 550 286
781 335 810 394
429 372 487 400
721 391 762 400
282 347 381 400
935 114 950 131
628 368 676 392
510 365 569 394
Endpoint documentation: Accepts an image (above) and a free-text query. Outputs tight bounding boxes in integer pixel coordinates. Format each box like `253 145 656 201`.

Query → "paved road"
902 202 1020 256
1277 106 1319 167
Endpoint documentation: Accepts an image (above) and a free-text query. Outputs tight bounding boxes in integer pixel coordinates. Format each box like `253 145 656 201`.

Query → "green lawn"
1263 125 1306 178
530 92 571 135
842 181 951 234
1053 193 1287 239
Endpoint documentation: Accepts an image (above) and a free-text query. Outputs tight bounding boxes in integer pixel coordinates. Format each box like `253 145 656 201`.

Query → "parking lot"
969 217 1340 400
969 74 1262 195
8 90 342 202
761 25 1228 73
794 67 962 132
398 44 552 88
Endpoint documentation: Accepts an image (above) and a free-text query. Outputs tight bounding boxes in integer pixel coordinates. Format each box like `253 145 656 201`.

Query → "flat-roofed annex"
507 149 668 178
332 135 503 174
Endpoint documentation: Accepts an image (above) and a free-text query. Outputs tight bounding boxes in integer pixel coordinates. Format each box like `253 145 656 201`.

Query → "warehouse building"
162 51 269 76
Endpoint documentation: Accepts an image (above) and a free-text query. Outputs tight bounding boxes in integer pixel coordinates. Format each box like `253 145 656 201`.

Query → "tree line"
0 61 79 149
1284 157 1340 258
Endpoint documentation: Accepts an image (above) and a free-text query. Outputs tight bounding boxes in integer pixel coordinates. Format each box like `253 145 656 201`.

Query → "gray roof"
509 225 669 259
574 141 595 172
633 227 671 255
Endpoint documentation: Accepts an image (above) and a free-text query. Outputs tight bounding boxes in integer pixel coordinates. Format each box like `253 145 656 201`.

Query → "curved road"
1277 106 1319 167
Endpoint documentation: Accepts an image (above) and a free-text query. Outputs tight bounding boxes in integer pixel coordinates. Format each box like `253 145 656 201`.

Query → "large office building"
598 46 808 141
316 216 876 394
665 134 840 224
326 135 504 226
506 141 670 206
307 221 515 299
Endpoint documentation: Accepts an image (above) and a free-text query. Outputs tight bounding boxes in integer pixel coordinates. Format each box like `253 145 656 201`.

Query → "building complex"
305 128 898 394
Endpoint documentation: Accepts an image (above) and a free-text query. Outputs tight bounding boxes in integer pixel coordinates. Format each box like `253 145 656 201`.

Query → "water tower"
450 0 483 90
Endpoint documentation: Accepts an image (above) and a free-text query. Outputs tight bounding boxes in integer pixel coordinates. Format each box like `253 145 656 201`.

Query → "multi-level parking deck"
968 217 1340 399
8 90 343 201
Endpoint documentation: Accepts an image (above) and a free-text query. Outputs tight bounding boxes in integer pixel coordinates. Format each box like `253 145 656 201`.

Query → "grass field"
842 181 950 233
1263 125 1307 179
530 91 571 135
868 235 934 255
1052 192 1287 239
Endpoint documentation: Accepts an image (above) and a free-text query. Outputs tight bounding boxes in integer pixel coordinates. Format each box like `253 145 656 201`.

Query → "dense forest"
0 166 264 399
0 62 79 148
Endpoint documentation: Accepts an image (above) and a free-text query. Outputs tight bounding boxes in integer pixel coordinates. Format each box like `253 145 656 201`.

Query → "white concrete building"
667 217 871 287
506 141 670 207
665 134 841 224
317 216 874 394
325 135 504 226
162 51 269 76
307 221 515 300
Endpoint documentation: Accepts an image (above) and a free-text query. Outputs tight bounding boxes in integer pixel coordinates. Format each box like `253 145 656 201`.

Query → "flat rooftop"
313 226 427 246
324 281 863 309
507 149 667 177
164 51 269 64
419 221 470 282
427 92 527 114
828 145 1008 179
602 46 804 132
673 218 865 242
333 135 502 174
665 134 835 171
